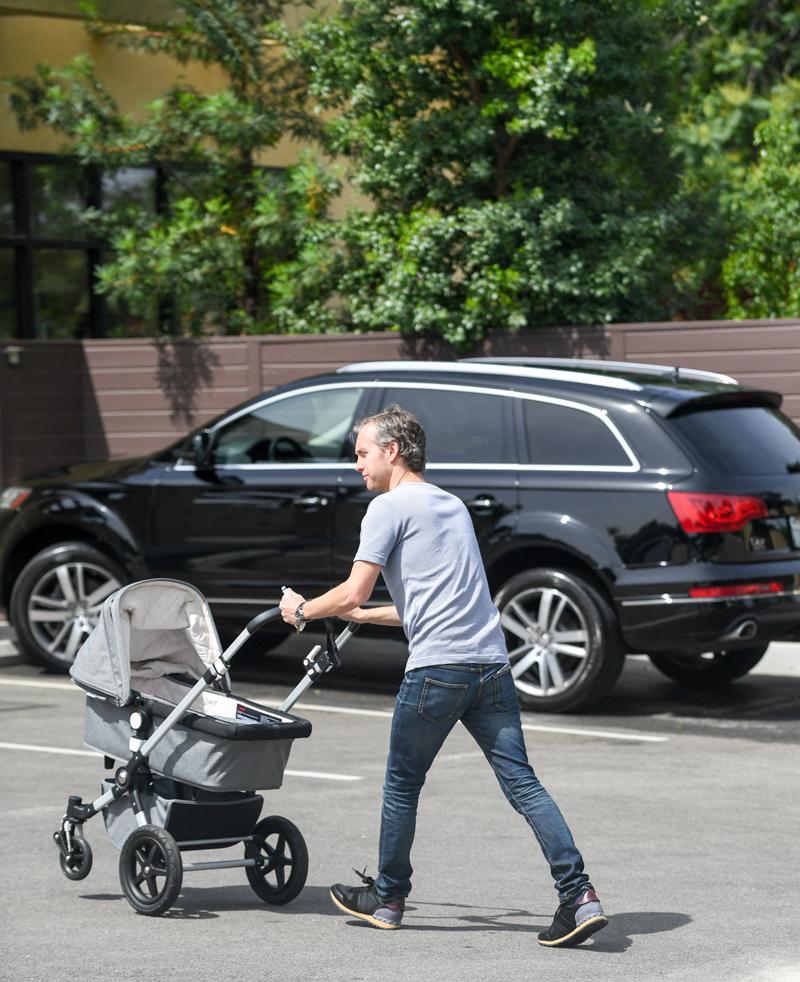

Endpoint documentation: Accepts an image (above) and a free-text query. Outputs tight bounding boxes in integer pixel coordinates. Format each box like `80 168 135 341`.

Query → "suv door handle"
465 495 498 513
293 494 330 508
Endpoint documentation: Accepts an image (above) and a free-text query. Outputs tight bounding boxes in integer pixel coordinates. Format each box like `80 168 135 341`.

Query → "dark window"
0 161 13 235
380 387 514 464
213 387 365 465
1 153 284 339
522 399 632 467
30 162 88 238
0 154 95 339
0 249 15 337
101 167 157 214
32 249 91 339
670 406 800 475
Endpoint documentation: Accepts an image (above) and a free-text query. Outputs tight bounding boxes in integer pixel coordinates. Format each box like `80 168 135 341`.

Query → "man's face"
355 423 395 492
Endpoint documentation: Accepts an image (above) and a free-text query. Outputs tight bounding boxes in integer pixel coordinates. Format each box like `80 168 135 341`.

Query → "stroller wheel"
59 835 93 881
245 815 308 905
119 825 183 916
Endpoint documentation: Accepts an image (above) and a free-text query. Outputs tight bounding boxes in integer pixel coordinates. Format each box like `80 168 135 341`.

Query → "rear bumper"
615 561 800 654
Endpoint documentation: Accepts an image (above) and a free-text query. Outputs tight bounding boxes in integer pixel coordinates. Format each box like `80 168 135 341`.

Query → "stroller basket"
100 777 264 850
85 682 311 792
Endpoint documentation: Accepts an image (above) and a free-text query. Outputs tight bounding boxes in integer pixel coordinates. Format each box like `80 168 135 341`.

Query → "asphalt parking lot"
1 626 799 982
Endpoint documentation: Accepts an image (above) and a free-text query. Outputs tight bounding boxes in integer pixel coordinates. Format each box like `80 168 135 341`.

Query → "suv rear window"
669 406 800 475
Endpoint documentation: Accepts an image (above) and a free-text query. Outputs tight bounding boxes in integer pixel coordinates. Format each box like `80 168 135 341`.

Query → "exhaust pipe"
721 618 758 642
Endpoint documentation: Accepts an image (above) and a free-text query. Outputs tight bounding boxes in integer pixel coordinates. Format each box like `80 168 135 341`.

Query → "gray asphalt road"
1 633 799 982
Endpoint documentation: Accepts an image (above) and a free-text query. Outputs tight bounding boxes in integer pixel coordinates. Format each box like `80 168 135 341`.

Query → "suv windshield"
669 406 800 475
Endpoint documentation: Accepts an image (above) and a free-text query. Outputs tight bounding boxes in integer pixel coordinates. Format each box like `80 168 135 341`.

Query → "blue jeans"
374 662 592 904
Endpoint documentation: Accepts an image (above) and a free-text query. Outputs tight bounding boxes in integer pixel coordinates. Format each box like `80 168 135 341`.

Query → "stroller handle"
245 607 284 635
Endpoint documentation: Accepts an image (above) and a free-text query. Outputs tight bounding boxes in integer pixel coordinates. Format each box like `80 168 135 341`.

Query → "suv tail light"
667 491 768 533
689 581 784 598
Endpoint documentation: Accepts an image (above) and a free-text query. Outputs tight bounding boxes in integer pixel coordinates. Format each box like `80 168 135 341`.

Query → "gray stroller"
54 578 356 916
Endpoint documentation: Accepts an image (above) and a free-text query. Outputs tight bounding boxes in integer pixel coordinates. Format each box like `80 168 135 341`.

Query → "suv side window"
212 386 364 464
380 386 515 463
521 398 633 468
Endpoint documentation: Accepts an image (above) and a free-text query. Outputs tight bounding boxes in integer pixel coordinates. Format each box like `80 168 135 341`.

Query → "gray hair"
354 404 427 473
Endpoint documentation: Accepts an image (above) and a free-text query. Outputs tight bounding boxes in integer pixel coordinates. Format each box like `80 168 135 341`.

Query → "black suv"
2 357 800 711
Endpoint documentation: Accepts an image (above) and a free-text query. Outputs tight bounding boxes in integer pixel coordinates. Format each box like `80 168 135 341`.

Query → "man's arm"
341 604 402 627
280 560 387 625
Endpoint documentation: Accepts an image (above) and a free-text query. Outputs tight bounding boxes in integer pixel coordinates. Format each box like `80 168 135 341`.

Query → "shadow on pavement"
599 658 800 728
76 882 692 946
587 910 692 954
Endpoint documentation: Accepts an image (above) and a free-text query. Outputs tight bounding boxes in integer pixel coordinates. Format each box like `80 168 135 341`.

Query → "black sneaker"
538 888 608 947
330 869 405 930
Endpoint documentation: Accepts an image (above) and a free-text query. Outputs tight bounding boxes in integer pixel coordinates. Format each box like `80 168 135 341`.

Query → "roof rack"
463 357 738 386
336 360 642 391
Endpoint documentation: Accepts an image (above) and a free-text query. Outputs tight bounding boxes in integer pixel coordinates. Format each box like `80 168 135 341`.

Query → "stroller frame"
54 586 357 916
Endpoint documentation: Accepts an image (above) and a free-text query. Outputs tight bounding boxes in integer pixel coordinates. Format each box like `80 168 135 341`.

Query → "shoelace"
353 866 377 889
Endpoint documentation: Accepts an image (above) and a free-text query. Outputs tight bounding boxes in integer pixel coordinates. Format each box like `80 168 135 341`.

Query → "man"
279 405 607 945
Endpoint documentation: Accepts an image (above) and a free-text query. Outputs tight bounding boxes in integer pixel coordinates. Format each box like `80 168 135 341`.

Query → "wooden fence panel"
2 319 800 485
611 318 800 427
0 342 90 484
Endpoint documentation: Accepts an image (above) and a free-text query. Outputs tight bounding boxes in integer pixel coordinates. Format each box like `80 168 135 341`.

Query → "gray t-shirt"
353 482 508 671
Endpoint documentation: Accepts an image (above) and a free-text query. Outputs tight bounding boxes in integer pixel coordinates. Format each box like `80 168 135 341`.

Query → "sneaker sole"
329 889 402 930
538 914 608 948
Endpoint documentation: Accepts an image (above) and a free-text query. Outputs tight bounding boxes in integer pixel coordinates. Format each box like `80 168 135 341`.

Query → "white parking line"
0 741 96 757
0 678 79 692
295 701 392 719
284 769 361 782
0 741 361 780
296 703 669 742
0 678 669 743
521 723 668 743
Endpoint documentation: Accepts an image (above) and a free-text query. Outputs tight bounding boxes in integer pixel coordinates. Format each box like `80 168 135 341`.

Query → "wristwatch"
294 602 307 633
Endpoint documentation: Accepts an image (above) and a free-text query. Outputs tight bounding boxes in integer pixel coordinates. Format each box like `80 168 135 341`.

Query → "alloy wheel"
26 561 120 666
499 586 591 699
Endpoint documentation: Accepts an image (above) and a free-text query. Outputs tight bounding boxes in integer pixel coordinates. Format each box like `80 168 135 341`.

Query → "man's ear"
385 440 401 463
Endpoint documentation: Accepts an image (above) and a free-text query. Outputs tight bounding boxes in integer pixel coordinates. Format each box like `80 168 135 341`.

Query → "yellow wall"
0 8 368 215
0 12 299 168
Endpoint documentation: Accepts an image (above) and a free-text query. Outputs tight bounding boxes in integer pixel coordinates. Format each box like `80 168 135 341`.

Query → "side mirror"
191 429 213 469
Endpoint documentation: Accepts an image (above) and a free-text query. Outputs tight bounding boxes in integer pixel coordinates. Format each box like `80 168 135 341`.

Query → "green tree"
674 0 800 316
721 80 800 317
274 0 700 348
679 0 800 170
6 0 337 334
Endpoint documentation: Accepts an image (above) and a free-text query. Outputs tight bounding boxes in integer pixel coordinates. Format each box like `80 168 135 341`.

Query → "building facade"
0 0 303 340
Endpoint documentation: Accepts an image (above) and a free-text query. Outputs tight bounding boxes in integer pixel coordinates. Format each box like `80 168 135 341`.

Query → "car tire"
9 541 127 673
647 645 769 687
494 568 625 713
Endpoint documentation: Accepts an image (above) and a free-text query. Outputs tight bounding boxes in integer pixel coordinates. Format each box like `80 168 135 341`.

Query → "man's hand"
280 587 305 627
277 563 382 626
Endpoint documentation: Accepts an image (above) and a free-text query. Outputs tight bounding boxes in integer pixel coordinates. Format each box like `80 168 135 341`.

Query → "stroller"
53 578 356 916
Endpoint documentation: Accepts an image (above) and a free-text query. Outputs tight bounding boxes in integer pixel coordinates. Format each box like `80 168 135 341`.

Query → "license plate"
790 516 800 549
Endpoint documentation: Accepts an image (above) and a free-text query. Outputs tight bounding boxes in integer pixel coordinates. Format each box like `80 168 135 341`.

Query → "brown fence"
1 318 799 485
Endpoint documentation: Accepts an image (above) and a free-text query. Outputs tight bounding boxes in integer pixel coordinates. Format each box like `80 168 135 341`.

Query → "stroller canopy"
71 579 224 706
